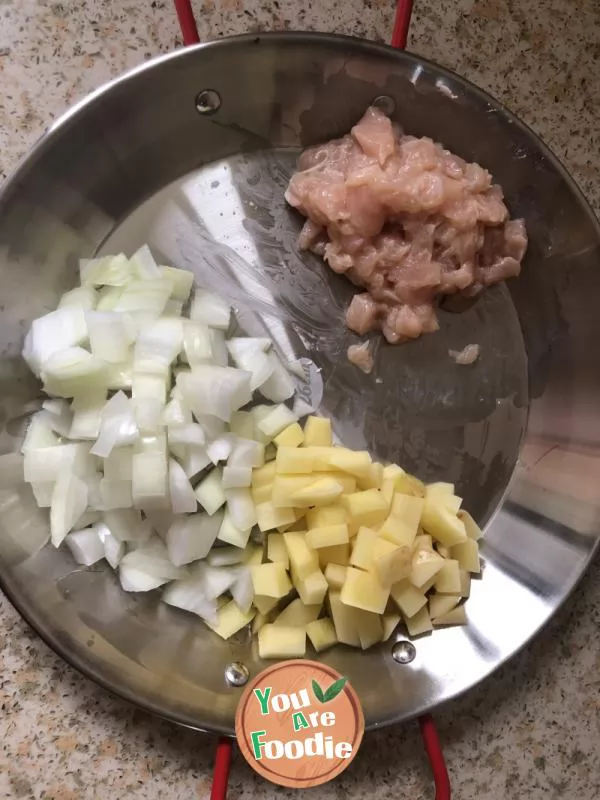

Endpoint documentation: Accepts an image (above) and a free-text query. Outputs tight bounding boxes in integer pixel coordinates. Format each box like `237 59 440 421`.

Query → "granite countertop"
1 1 599 798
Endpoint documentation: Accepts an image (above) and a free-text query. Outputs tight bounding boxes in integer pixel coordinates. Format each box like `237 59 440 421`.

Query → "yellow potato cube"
244 545 264 566
274 423 305 448
290 477 344 507
271 475 315 507
451 538 481 574
256 501 296 532
251 562 292 598
436 544 451 559
258 624 306 658
317 543 350 569
429 593 461 619
205 600 255 640
267 533 289 568
355 609 383 649
379 495 423 546
251 482 273 504
303 416 333 447
421 500 467 547
303 447 336 470
283 532 319 579
404 605 432 637
432 605 467 627
411 549 445 588
395 472 426 497
458 510 483 541
324 563 347 590
252 612 268 634
306 504 347 528
341 566 389 614
275 447 315 474
390 580 427 618
327 449 372 479
343 489 388 528
459 569 471 598
273 597 321 627
349 526 378 571
420 573 438 594
318 472 357 494
373 539 412 586
328 591 360 647
381 476 396 507
412 534 433 552
306 524 349 549
391 492 425 523
357 462 384 491
296 569 328 606
434 559 462 594
253 594 279 615
251 461 277 487
382 612 401 641
307 617 338 652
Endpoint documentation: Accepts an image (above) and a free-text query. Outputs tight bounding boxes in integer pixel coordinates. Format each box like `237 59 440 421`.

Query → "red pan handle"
171 3 450 799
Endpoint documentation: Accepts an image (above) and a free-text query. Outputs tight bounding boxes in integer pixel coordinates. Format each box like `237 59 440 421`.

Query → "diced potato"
328 591 360 647
317 543 350 569
395 472 426 498
217 510 252 548
274 423 304 448
379 495 423 547
382 612 401 641
306 523 349 549
256 501 296 532
302 447 337 470
258 624 306 658
412 533 433 552
307 617 337 652
251 461 277 487
459 569 471 598
436 544 451 559
317 472 357 494
252 612 268 634
432 605 467 626
420 573 438 594
251 562 292 598
434 559 461 594
458 510 483 541
253 594 279 615
273 598 321 627
290 477 344 507
324 563 347 590
257 404 298 439
383 463 406 483
355 609 383 649
343 489 388 528
275 447 314 474
404 605 432 637
281 517 307 533
296 569 328 606
303 416 332 447
357 462 384 490
306 504 347 528
390 580 427 618
251 482 273 505
411 549 445 588
271 475 315 507
373 539 412 586
429 593 461 619
451 538 481 574
206 600 255 639
421 500 467 547
341 567 389 614
381 476 396 507
283 532 319 578
244 544 264 566
327 449 372 479
349 526 378 571
267 532 289 568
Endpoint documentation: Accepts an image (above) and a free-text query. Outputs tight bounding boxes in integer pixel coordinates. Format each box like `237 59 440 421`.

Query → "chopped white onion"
103 509 150 542
24 442 95 483
42 347 106 398
87 311 134 364
90 391 138 458
96 522 126 568
50 472 88 547
134 317 183 374
69 390 107 440
130 244 161 279
120 540 187 581
100 477 133 510
177 366 252 422
132 434 169 509
162 577 218 624
206 434 235 465
166 511 224 566
224 487 257 531
258 352 296 402
194 468 226 515
132 372 167 433
207 546 246 566
23 307 88 376
228 438 265 468
161 396 193 427
181 446 211 479
183 320 213 366
209 329 229 367
168 458 197 514
80 253 132 287
58 286 98 311
230 566 254 613
114 277 172 320
21 413 59 453
159 266 194 302
222 465 252 489
30 481 54 507
190 289 231 330
217 509 252 549
103 446 133 481
256 403 297 439
41 399 73 437
66 525 105 566
196 562 238 600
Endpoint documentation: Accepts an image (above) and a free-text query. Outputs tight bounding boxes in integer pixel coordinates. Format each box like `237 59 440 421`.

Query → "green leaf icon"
323 677 348 702
312 679 325 703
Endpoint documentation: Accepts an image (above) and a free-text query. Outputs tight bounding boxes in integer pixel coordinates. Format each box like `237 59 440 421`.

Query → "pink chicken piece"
286 106 528 347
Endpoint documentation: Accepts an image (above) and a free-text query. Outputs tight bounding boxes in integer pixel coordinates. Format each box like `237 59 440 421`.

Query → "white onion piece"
104 360 134 391
194 414 227 441
177 366 252 422
183 320 213 366
119 565 169 593
103 509 151 542
257 403 297 439
21 413 59 453
90 391 138 458
76 509 102 529
132 434 169 510
41 399 73 437
114 277 172 320
143 510 175 539
134 317 183 374
66 526 105 566
224 487 257 531
23 307 88 376
228 438 265 468
162 578 218 624
229 411 257 440
226 338 274 391
190 290 231 330
230 567 254 613
132 372 167 433
58 286 98 311
206 435 235 465
207 546 246 566
120 541 187 581
196 563 238 601
194 468 226 515
160 266 194 302
50 472 88 547
258 352 296 402
42 347 106 398
86 472 104 510
24 442 95 483
103 446 133 481
96 522 126 568
166 511 224 566
217 509 252 549
69 390 107 440
130 244 161 279
222 465 252 489
181 446 211 479
30 481 54 507
168 424 206 448
209 329 229 367
96 285 124 311
87 311 134 363
100 478 133 510
168 458 197 514
161 396 193 427
80 253 131 287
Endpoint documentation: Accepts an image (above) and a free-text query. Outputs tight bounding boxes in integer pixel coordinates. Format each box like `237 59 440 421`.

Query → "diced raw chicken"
347 342 374 374
286 106 528 345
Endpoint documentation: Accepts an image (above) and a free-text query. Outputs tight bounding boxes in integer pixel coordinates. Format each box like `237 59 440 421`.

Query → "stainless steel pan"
0 32 598 735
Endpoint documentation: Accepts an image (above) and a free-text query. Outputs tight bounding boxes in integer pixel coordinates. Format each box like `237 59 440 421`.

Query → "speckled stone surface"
1 1 599 798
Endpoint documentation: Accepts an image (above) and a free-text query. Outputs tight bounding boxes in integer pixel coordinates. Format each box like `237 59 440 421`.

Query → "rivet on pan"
195 89 221 115
372 95 396 116
391 640 416 664
224 661 249 687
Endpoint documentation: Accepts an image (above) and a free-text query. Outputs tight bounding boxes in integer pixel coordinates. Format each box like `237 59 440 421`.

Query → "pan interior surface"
0 33 598 734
